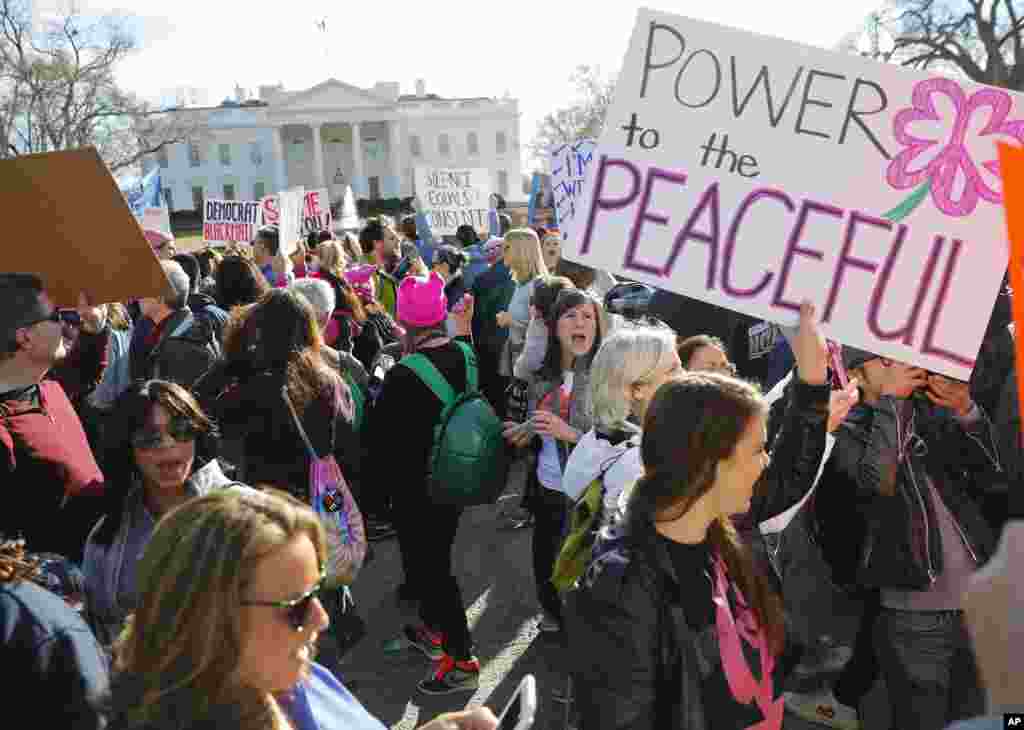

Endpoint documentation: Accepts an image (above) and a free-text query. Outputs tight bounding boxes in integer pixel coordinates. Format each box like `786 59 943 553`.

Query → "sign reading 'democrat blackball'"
204 199 261 243
415 167 492 235
571 8 1023 379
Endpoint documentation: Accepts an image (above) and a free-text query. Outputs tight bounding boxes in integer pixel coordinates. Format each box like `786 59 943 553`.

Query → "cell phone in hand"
496 675 537 730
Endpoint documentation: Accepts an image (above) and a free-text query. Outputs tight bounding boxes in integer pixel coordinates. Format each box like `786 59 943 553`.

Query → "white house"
150 79 523 212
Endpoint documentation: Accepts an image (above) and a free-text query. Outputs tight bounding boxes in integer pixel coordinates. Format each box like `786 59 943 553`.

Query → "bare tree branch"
530 65 617 159
0 0 200 171
850 0 1024 91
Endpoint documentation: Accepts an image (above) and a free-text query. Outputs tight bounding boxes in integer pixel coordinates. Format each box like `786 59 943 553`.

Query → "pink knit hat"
143 229 173 250
344 264 377 303
397 271 447 328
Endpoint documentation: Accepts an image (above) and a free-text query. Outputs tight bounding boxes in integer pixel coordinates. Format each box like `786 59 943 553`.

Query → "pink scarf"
712 556 783 730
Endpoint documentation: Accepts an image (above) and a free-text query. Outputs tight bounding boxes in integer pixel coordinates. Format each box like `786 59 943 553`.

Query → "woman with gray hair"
561 322 683 527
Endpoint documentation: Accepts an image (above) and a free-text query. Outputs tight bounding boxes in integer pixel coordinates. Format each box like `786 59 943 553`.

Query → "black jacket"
564 379 829 730
194 364 360 501
818 396 998 591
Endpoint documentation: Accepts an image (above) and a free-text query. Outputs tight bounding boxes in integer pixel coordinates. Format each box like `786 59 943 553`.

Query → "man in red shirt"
0 274 109 563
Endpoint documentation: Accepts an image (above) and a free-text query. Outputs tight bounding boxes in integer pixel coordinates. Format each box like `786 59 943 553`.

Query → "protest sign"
569 9 1021 379
117 168 162 218
550 138 597 242
0 148 169 307
300 188 332 236
277 187 305 256
140 206 172 239
415 167 491 235
997 143 1024 428
260 194 279 225
203 198 261 244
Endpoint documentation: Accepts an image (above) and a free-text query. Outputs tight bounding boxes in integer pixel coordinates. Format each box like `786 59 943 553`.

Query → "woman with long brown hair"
194 289 360 501
565 301 830 730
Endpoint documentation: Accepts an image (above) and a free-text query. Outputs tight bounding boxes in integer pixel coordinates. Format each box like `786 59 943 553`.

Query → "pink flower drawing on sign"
886 77 1024 219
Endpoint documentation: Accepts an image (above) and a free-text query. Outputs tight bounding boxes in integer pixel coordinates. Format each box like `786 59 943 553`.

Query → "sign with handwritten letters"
415 167 492 236
203 199 261 244
550 138 597 242
569 9 1022 379
299 188 333 236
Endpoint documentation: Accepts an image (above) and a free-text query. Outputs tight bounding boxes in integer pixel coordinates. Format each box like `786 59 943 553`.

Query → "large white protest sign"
569 9 1022 379
203 199 262 244
277 187 305 256
550 138 597 242
415 167 491 235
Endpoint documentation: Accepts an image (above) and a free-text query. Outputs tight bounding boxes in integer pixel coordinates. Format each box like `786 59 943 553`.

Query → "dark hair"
359 220 385 255
530 275 574 322
172 254 201 294
678 334 727 368
498 214 512 235
306 230 332 249
538 288 603 381
214 256 271 311
0 273 45 358
221 289 335 416
626 373 785 654
400 216 418 241
455 225 479 247
194 250 220 280
254 225 280 257
433 245 469 275
555 259 597 291
93 380 219 547
531 226 548 240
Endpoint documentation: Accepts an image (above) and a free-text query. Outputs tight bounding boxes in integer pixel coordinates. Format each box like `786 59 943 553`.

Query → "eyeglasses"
241 572 326 631
129 415 199 450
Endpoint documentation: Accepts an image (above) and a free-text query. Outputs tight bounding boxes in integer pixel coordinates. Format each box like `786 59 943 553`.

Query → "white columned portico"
311 123 326 189
389 120 403 197
351 122 364 195
272 125 287 190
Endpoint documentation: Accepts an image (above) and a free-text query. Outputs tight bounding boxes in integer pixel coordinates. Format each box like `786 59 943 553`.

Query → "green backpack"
401 341 510 506
551 446 635 594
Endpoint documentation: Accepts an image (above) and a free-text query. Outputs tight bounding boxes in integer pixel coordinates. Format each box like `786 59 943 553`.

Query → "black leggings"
530 472 570 625
392 488 473 659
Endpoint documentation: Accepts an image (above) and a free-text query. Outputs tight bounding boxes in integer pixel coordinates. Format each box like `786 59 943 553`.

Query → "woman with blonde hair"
496 228 549 376
103 488 497 730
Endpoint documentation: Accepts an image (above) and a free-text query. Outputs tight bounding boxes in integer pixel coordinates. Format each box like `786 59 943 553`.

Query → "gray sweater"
82 460 233 646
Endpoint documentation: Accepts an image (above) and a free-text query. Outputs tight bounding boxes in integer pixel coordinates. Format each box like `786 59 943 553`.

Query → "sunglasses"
242 572 326 631
129 415 199 450
23 309 79 328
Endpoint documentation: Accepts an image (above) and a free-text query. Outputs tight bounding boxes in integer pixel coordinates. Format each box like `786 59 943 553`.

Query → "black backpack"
150 312 221 389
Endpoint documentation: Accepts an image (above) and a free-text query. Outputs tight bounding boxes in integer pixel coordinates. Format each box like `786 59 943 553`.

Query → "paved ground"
333 460 894 729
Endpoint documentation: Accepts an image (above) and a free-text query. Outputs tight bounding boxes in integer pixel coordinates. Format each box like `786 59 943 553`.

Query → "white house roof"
271 79 396 111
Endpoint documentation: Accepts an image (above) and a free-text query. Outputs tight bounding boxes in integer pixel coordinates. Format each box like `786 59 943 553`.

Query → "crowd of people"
0 201 1020 730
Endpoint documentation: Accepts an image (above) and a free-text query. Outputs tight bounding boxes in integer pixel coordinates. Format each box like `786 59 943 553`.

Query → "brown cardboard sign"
0 147 170 307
